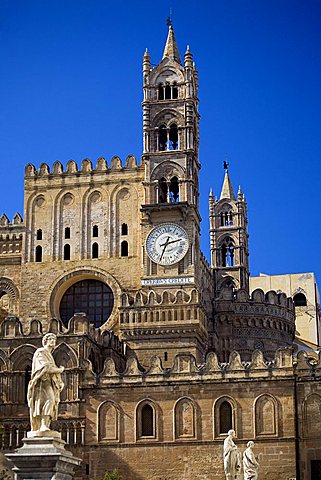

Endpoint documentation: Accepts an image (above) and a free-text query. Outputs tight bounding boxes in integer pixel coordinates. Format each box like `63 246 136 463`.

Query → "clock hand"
166 238 182 246
159 237 170 261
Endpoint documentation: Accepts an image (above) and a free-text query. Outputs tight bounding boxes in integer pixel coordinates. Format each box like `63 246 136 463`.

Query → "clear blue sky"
1 0 320 283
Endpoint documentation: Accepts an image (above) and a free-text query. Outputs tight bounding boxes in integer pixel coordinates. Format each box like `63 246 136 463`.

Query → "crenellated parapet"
82 347 321 386
0 213 24 261
24 155 141 179
214 287 295 362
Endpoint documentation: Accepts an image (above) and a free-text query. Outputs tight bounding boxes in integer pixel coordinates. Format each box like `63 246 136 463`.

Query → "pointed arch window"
169 124 178 150
121 223 128 235
159 177 168 203
65 227 71 239
165 84 171 99
93 225 99 237
36 229 42 240
158 83 164 100
172 82 178 99
221 238 235 267
169 176 179 202
159 125 167 151
35 245 42 262
64 244 71 260
121 241 128 257
92 242 99 259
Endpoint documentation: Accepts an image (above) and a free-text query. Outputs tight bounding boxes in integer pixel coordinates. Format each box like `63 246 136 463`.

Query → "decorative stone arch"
303 393 321 436
0 348 8 371
53 342 78 369
213 395 239 438
135 398 160 441
49 267 122 331
218 276 238 291
97 400 122 442
254 393 279 437
173 396 198 440
0 277 19 318
10 344 36 370
152 66 184 85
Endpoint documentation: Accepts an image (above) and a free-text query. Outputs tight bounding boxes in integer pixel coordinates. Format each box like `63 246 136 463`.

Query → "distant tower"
209 164 249 295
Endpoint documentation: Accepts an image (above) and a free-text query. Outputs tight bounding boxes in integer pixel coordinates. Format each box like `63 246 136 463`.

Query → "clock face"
146 223 189 266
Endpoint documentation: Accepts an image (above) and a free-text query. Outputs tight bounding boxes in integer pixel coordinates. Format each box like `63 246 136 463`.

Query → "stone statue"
243 441 259 480
27 333 64 433
223 429 242 479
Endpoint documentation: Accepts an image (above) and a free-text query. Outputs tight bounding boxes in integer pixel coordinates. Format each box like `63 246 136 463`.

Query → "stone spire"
220 170 236 200
163 25 181 64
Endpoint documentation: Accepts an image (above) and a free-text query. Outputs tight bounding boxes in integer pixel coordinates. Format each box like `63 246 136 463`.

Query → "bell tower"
209 164 249 295
119 23 209 367
141 22 201 283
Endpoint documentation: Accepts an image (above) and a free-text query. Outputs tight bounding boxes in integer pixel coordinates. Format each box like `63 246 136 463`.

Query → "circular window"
59 280 114 328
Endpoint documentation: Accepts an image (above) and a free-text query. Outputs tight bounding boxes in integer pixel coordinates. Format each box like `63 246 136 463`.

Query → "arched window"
59 279 114 328
159 125 167 151
141 404 154 437
221 238 235 267
255 395 277 436
293 292 307 307
175 399 196 439
172 82 178 99
159 177 168 203
219 401 232 434
121 241 128 257
165 84 171 99
64 244 71 260
121 223 128 235
169 176 179 202
158 83 164 100
169 124 178 150
92 242 99 259
36 229 42 240
93 225 99 237
35 245 42 262
24 366 31 404
65 227 70 239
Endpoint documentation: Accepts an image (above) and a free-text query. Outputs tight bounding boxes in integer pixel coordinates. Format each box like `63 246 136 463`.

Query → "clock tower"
119 24 211 367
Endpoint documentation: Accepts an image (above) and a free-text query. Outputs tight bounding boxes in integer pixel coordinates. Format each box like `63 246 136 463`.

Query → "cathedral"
0 24 320 480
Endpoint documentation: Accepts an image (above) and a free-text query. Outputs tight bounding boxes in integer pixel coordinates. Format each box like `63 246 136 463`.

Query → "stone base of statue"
5 430 81 480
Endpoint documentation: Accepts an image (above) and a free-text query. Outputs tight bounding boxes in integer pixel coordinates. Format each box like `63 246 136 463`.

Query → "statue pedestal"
5 431 81 480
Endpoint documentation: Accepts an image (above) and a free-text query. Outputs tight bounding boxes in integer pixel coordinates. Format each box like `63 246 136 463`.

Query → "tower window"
35 245 42 262
159 177 168 203
165 84 171 99
220 211 233 226
159 125 167 151
121 241 128 257
293 292 307 307
158 83 164 100
65 227 70 239
92 242 99 259
121 223 128 235
141 404 154 437
221 238 234 267
36 229 42 240
93 225 99 237
172 82 178 99
169 124 178 150
64 244 71 260
169 176 179 202
219 401 232 434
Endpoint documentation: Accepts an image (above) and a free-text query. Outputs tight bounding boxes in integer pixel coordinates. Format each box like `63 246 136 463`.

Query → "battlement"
0 213 23 229
24 155 142 179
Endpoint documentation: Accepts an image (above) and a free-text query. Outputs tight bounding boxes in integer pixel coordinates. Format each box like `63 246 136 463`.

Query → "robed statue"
223 429 242 479
27 333 64 433
243 441 259 480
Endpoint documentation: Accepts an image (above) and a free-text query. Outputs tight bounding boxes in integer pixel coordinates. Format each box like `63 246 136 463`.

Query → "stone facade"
0 24 320 480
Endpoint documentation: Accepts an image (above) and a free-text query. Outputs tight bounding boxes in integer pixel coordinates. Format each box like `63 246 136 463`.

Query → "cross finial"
167 6 172 26
223 160 229 171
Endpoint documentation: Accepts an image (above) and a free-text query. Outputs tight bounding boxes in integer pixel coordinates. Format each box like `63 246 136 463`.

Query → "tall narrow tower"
209 165 249 296
119 24 210 367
